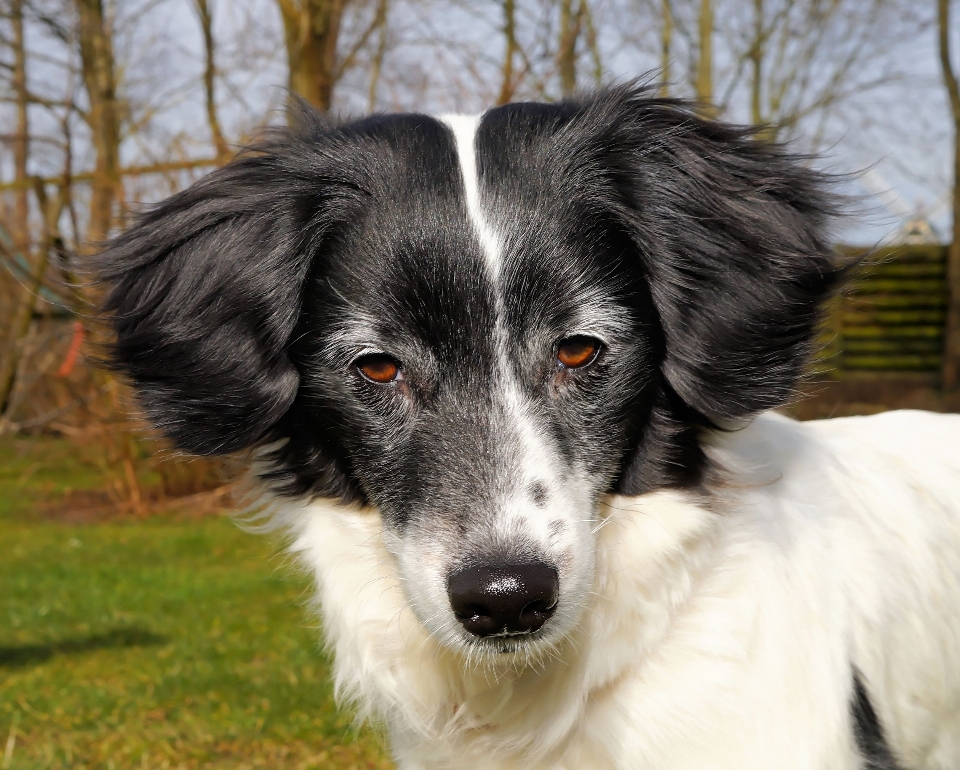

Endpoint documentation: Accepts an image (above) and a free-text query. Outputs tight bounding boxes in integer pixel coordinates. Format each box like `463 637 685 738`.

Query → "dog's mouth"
467 631 549 656
491 639 525 654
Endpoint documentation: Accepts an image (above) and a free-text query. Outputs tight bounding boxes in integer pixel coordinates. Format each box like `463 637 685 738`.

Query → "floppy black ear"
96 119 363 455
586 85 845 422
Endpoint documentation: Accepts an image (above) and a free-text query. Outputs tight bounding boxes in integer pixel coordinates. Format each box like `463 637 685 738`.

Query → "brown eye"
356 354 401 384
557 336 601 369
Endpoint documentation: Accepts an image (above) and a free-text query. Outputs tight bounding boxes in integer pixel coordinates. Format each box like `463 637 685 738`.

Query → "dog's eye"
557 336 601 369
356 354 402 384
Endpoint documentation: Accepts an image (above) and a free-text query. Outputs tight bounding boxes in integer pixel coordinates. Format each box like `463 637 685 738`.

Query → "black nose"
447 563 559 637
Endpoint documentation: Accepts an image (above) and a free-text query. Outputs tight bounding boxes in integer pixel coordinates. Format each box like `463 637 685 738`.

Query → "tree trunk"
582 1 602 86
558 0 584 98
497 0 517 105
11 0 28 249
0 0 34 418
0 181 66 419
194 0 230 163
660 0 672 97
696 0 714 112
367 0 388 110
76 0 121 244
750 0 763 124
939 0 960 390
277 0 348 111
0 236 46 418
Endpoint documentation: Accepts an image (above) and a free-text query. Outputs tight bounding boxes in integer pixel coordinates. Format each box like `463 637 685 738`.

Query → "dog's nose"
447 563 559 637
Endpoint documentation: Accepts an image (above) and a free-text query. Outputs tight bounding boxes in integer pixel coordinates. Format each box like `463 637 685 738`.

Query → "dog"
95 84 960 769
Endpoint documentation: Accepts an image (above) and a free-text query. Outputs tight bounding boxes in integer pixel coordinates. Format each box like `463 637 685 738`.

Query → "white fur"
283 410 960 769
439 114 500 278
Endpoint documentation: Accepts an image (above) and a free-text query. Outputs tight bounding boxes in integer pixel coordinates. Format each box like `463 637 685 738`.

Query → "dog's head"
97 85 840 659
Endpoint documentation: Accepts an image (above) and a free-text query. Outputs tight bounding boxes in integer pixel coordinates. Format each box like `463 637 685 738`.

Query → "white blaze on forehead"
438 113 501 278
440 113 568 526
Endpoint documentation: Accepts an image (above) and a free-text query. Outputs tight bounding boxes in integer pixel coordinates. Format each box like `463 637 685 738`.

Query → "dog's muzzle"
447 562 559 638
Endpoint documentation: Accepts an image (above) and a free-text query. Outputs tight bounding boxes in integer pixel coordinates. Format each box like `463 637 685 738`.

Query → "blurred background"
1 0 958 767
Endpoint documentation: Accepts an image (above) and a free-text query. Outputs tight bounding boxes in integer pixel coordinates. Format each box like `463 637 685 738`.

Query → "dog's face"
98 87 839 660
288 113 657 654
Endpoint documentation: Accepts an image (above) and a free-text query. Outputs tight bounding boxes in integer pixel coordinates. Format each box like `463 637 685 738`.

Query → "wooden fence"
818 244 949 380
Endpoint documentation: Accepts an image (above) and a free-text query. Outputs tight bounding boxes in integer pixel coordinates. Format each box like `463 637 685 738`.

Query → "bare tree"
557 0 585 97
0 240 45 418
76 0 121 243
731 0 912 143
939 0 960 389
194 0 230 163
10 0 28 248
695 0 712 107
497 0 518 104
0 0 35 417
660 0 672 96
0 180 70 420
749 0 763 124
276 0 348 110
367 0 389 109
622 0 916 153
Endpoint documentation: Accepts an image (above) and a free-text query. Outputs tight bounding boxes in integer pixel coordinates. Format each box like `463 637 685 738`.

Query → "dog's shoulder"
795 410 960 768
709 408 960 490
805 408 960 445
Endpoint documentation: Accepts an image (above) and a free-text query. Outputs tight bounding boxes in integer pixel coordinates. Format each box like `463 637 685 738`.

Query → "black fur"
95 84 844 507
852 672 904 770
552 88 844 491
95 108 372 456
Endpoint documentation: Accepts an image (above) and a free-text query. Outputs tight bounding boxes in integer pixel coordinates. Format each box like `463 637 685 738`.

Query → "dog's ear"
95 121 363 455
582 85 845 422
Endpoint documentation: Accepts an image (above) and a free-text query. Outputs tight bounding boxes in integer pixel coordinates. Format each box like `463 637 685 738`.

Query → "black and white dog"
97 85 960 769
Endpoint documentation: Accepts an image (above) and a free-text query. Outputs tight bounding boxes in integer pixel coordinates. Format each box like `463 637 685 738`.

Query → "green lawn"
0 438 392 769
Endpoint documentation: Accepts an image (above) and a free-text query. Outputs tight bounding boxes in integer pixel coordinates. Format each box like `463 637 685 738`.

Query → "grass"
0 437 393 769
0 438 110 524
